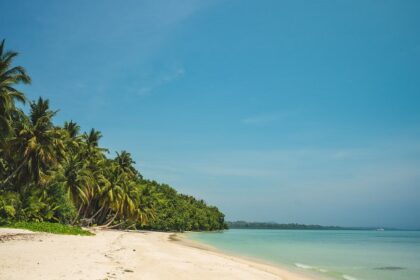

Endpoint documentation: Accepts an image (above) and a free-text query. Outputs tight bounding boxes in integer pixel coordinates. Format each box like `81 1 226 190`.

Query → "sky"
1 0 420 229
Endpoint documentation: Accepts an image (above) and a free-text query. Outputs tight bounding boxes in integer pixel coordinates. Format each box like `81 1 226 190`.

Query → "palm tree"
63 121 80 139
62 120 82 154
136 184 159 226
29 97 55 126
84 128 102 148
94 163 139 227
57 154 107 224
80 128 108 159
0 39 31 137
115 150 138 177
3 98 66 187
58 154 90 210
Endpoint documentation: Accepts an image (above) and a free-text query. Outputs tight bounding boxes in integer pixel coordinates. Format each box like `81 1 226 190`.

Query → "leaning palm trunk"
95 211 119 228
71 204 84 225
1 160 25 188
106 221 126 229
88 204 106 223
97 207 111 225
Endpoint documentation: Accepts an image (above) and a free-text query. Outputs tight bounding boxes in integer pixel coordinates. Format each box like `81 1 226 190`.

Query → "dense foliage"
139 180 227 231
0 40 226 231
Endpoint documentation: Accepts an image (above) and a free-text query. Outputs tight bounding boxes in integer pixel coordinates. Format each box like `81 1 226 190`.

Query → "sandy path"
0 228 315 280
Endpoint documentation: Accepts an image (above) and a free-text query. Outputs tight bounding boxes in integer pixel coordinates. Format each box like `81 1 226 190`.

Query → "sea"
187 229 420 280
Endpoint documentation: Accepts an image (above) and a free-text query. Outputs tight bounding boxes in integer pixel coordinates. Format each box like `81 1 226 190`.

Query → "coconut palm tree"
69 162 109 225
57 155 89 209
94 163 139 227
84 128 102 148
3 98 66 187
62 120 83 154
64 121 80 139
0 39 31 137
115 150 138 178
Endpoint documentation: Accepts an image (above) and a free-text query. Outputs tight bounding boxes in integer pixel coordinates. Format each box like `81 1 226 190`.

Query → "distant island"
227 221 396 230
227 221 342 230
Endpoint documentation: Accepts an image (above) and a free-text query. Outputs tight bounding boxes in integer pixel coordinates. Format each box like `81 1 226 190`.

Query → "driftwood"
80 218 93 227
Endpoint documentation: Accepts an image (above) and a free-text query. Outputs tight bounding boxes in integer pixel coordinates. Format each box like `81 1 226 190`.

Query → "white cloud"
136 66 186 96
161 67 185 83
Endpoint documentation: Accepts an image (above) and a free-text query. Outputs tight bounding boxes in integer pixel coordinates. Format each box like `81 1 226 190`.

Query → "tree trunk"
71 204 84 225
107 221 125 229
1 160 25 188
97 208 110 225
89 204 105 220
96 211 119 228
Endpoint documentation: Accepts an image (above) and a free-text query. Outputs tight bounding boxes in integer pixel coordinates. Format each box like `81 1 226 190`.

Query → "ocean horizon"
187 229 420 280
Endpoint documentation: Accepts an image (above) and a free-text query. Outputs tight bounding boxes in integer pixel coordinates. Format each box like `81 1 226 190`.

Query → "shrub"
1 221 93 235
20 183 76 223
0 191 22 223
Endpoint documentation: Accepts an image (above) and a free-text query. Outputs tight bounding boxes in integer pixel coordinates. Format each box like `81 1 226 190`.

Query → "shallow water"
187 229 420 280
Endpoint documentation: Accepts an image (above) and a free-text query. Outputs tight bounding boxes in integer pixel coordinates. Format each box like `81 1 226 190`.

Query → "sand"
0 228 316 280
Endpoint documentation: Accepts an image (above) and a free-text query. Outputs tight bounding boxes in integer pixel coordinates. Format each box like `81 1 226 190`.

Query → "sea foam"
295 263 313 269
342 274 358 280
295 263 329 273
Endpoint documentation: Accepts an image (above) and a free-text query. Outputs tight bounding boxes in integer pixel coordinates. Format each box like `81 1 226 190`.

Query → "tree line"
0 39 227 231
227 221 342 230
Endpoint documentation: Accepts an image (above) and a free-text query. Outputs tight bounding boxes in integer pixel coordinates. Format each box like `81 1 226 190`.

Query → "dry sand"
0 228 316 280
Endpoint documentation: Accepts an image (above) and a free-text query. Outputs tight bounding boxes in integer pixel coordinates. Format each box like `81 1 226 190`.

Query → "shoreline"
0 228 317 280
175 232 326 280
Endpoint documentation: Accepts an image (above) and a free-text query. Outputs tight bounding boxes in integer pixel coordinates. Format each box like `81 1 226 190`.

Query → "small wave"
342 274 358 280
295 263 313 269
294 263 356 280
294 263 329 274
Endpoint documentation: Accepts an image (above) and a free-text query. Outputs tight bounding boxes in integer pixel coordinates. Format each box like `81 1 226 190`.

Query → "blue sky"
1 0 420 228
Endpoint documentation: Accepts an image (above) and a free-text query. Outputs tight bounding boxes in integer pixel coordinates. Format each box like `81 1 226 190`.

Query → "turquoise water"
187 229 420 280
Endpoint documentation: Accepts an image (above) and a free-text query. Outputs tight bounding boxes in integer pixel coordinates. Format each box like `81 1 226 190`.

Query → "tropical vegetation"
0 221 92 235
0 39 227 232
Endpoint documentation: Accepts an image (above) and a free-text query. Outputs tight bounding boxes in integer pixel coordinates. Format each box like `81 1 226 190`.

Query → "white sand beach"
0 228 316 280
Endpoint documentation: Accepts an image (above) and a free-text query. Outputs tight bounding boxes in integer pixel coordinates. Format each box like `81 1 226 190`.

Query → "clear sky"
1 0 419 228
